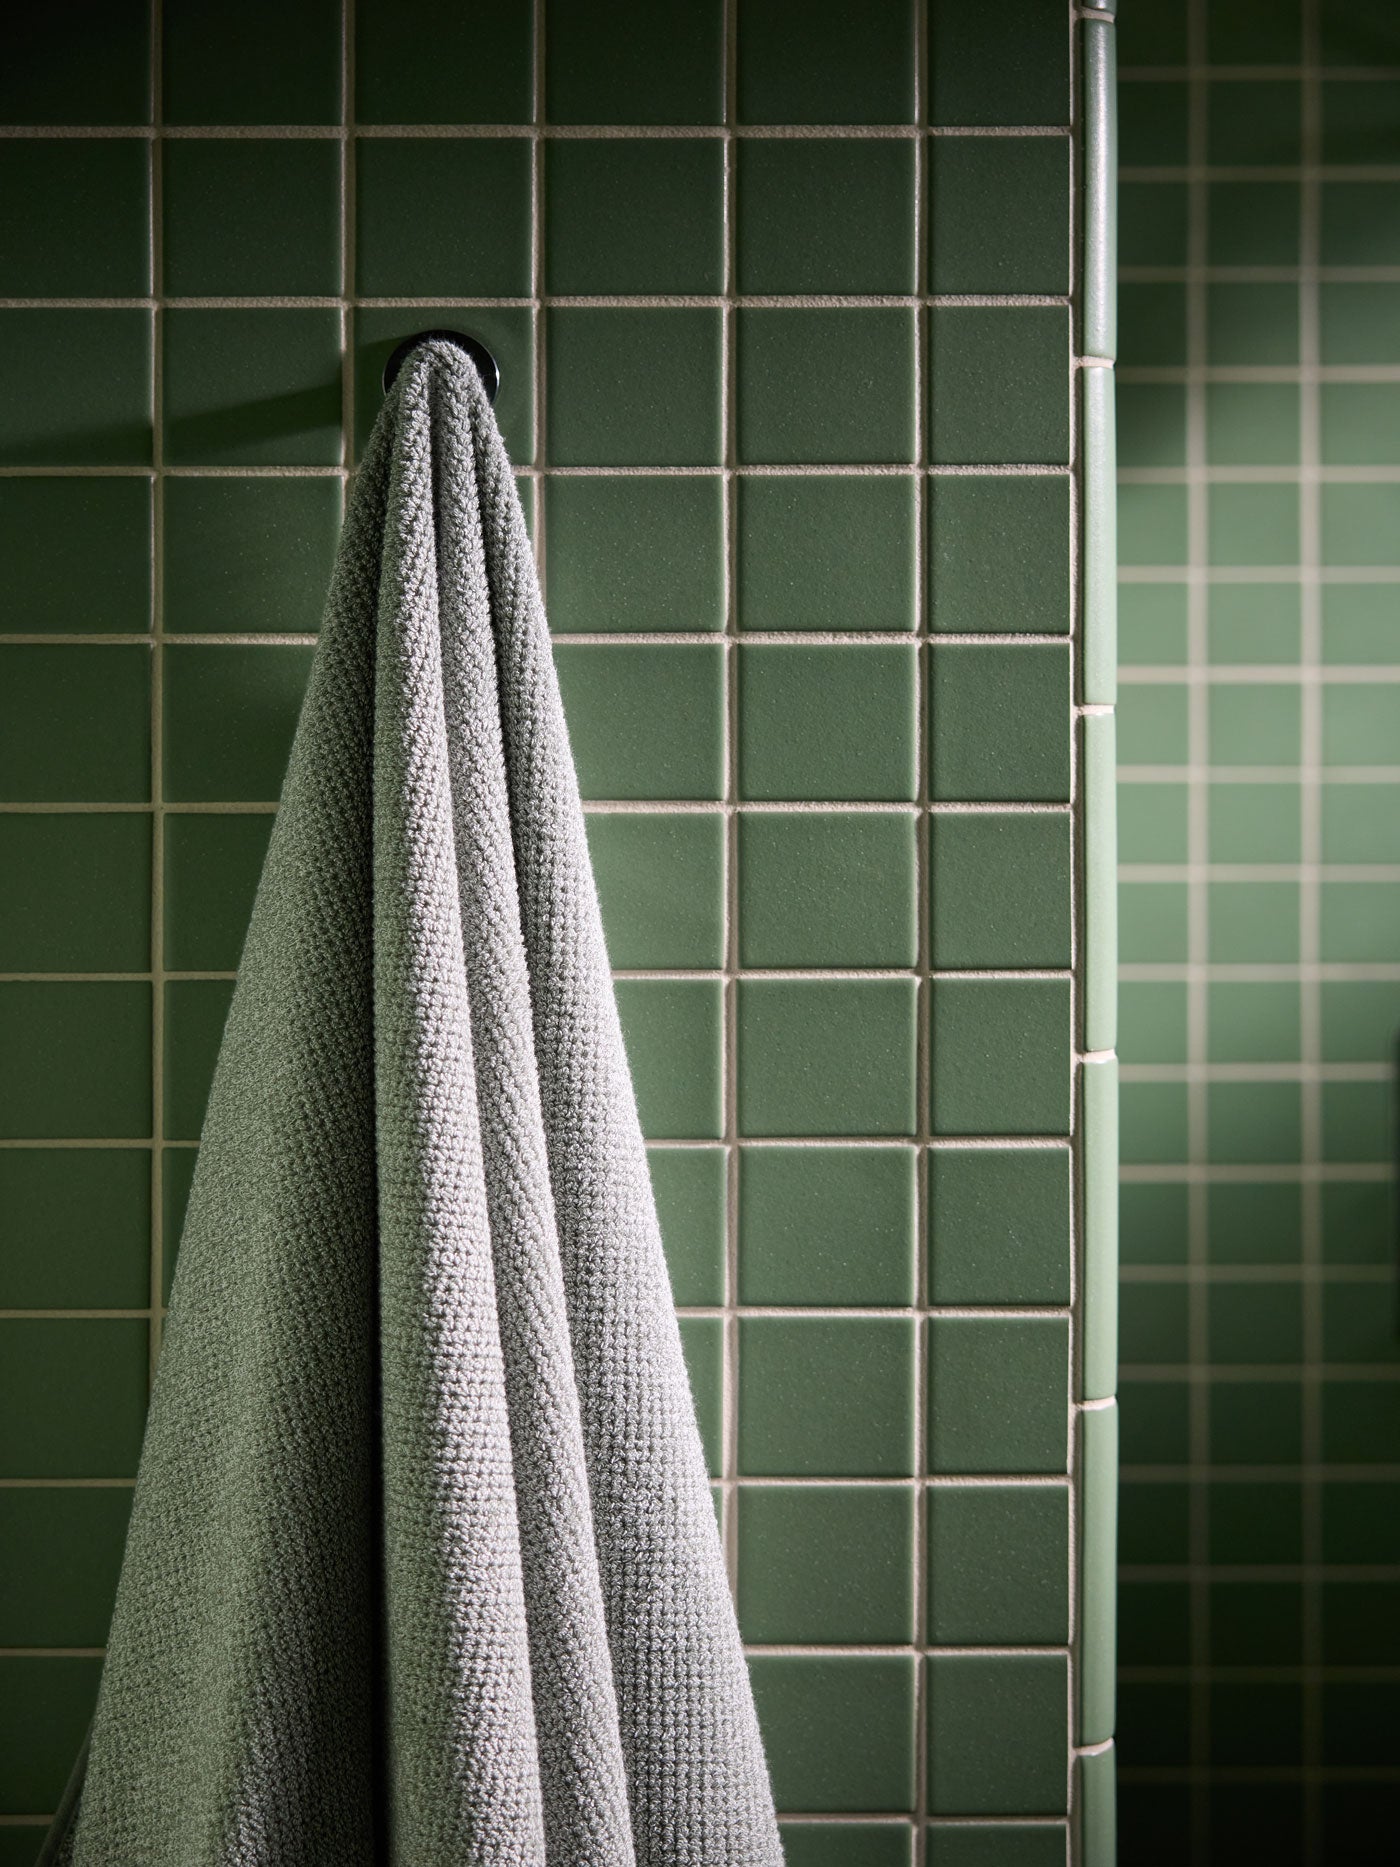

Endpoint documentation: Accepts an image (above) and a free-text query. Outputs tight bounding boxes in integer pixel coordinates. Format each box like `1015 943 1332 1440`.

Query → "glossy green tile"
739 812 916 967
1321 981 1400 1069
1208 683 1300 764
0 140 148 295
0 645 148 803
1208 1080 1303 1166
356 0 532 122
0 309 151 466
927 1484 1069 1644
1079 1403 1118 1746
929 138 1069 295
739 1315 916 1476
739 644 917 802
738 1485 915 1642
929 645 1071 802
1321 1180 1390 1267
0 1319 147 1476
1 0 150 123
0 982 150 1141
738 309 916 466
928 309 1069 466
927 1316 1069 1475
931 980 1072 1138
164 979 234 1143
1321 181 1400 266
613 980 722 1141
1208 282 1300 366
162 139 339 296
1207 182 1301 267
1119 181 1188 268
737 140 915 292
0 1656 103 1816
738 0 914 124
545 0 722 124
545 477 724 633
1322 1080 1389 1164
677 1316 722 1474
162 644 313 803
586 813 723 967
356 138 531 296
738 979 917 1139
1207 981 1301 1064
0 476 151 634
1207 383 1301 468
548 309 721 468
1083 18 1115 361
162 309 341 468
1324 681 1400 764
1118 79 1189 166
163 477 340 636
738 475 917 632
0 1149 149 1309
930 813 1070 969
1322 483 1400 566
1320 882 1400 962
750 1655 916 1814
1209 1181 1303 1267
648 1146 725 1307
0 814 149 971
1117 383 1186 470
1209 782 1301 861
0 1487 132 1645
1118 882 1188 964
1319 282 1400 366
1083 369 1117 708
1078 1748 1117 1867
1212 1377 1303 1463
926 1827 1065 1867
1082 1058 1119 1400
162 0 341 124
546 139 721 293
929 0 1070 126
1119 1183 1188 1268
738 1145 915 1306
927 477 1070 636
1322 383 1400 466
1207 585 1301 665
928 1149 1071 1306
1322 586 1400 664
1209 880 1300 964
1208 483 1300 568
1118 484 1189 566
1120 782 1188 863
553 643 723 800
781 1827 911 1867
162 814 272 972
926 1656 1069 1816
355 306 534 466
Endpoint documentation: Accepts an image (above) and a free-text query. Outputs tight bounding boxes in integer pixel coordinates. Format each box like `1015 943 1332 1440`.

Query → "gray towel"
42 341 782 1866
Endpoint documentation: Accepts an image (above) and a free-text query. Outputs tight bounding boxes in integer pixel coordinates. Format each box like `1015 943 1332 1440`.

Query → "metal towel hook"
382 328 501 402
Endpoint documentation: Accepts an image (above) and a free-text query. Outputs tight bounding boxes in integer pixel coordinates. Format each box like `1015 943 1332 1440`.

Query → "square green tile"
545 476 724 633
1321 981 1400 1064
736 140 915 292
162 138 340 296
928 1149 1070 1305
162 0 341 124
739 644 917 802
1322 383 1400 466
1118 485 1188 566
0 814 149 971
1119 981 1188 1066
1209 1181 1303 1267
162 644 313 803
1117 1374 1189 1463
780 1825 912 1867
1323 1480 1400 1563
1208 1081 1303 1166
1209 1282 1304 1365
1322 1081 1390 1164
1322 484 1400 567
927 1484 1069 1646
750 1655 916 1814
1208 881 1300 963
1207 981 1301 1064
1119 1182 1188 1268
163 476 340 635
738 309 916 466
678 1315 722 1474
1324 1380 1400 1463
737 979 917 1138
1324 683 1400 764
738 1145 916 1305
1119 587 1188 667
1207 183 1300 267
163 812 273 972
0 1656 104 1816
1322 586 1400 664
162 309 341 467
929 0 1070 127
0 645 149 803
739 812 917 967
355 306 534 466
0 1488 132 1645
925 1827 1065 1867
1207 384 1301 467
613 979 722 1141
738 0 915 123
927 1316 1069 1475
1118 80 1189 167
931 979 1071 1139
1211 1480 1303 1564
1118 882 1188 964
1207 0 1302 61
1120 181 1188 269
548 309 721 467
164 978 235 1143
0 140 148 295
1120 1479 1190 1564
1319 282 1400 366
0 477 151 634
1 0 150 123
1119 284 1187 369
1119 1284 1189 1365
1207 79 1302 164
738 475 917 632
930 646 1071 802
738 1485 915 1642
739 1315 916 1476
1321 183 1400 265
1117 384 1186 470
1319 882 1400 962
0 983 151 1141
1208 684 1301 764
928 309 1069 466
547 140 723 294
1213 1378 1303 1464
1208 484 1299 568
928 137 1069 294
1322 1580 1400 1665
356 138 532 296
0 309 151 466
1118 782 1188 863
0 1319 148 1476
927 1656 1069 1816
930 813 1071 968
1321 79 1400 163
355 0 532 123
553 643 723 800
1118 1579 1189 1666
1209 782 1301 862
585 813 723 967
1208 283 1300 366
647 1145 725 1307
928 477 1071 636
1207 585 1301 665
0 1149 149 1308
545 0 722 124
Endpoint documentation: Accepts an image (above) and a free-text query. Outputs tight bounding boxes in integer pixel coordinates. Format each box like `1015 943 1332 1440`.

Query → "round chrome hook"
382 329 500 402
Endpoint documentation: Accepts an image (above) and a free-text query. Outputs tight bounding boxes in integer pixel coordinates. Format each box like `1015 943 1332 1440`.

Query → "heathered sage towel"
41 341 782 1866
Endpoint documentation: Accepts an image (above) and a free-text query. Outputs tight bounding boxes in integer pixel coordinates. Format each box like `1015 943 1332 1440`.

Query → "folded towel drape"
41 341 783 1866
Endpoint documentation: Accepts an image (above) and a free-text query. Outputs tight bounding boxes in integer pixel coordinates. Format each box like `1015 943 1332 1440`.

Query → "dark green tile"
164 978 235 1143
1118 5 1188 60
738 475 917 631
0 1319 147 1476
586 813 723 967
1119 1580 1190 1667
0 140 148 295
930 646 1071 802
928 1149 1071 1305
1321 1681 1400 1769
163 476 340 635
929 0 1070 127
929 138 1069 294
931 979 1071 1138
1211 1481 1304 1565
0 1150 149 1308
1212 1378 1303 1464
547 139 723 294
925 1827 1065 1867
1323 1380 1400 1463
738 1485 914 1643
737 309 917 466
1321 80 1400 164
163 1146 199 1302
163 0 341 124
929 309 1069 466
546 0 722 124
1211 1682 1303 1768
1208 0 1302 60
1207 80 1302 165
548 309 722 467
0 1488 132 1645
1120 183 1189 269
0 1656 104 1816
0 645 148 803
1117 384 1186 469
0 814 149 971
678 1315 722 1474
1208 283 1300 367
1118 1374 1189 1464
780 1825 911 1867
162 309 342 467
1120 1283 1189 1365
1319 283 1400 366
1207 183 1300 267
1321 1180 1390 1267
1321 384 1400 467
356 0 532 123
1324 1281 1400 1365
930 813 1070 968
1207 1081 1302 1167
1206 981 1300 1065
553 643 723 800
737 979 918 1138
736 140 915 291
163 644 313 803
613 979 722 1141
356 138 531 296
1321 182 1400 267
1320 980 1400 1064
1121 1479 1191 1565
927 476 1071 635
1323 1479 1400 1563
162 139 340 298
1118 80 1189 167
1208 1181 1303 1267
545 476 724 632
739 812 917 967
1208 384 1301 467
0 983 150 1141
750 1655 916 1813
648 1145 725 1307
738 0 915 124
927 1485 1070 1644
739 1315 916 1476
0 309 151 466
927 1655 1069 1815
355 306 534 466
0 477 151 634
739 1145 916 1305
0 0 150 123
739 644 918 801
927 1316 1069 1474
1322 1081 1389 1165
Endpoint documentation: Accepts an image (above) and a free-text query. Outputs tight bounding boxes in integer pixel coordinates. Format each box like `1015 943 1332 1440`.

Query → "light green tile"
1079 1403 1119 1746
1082 1057 1119 1404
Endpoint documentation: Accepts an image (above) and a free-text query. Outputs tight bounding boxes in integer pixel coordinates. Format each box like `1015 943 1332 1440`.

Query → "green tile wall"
0 2 1112 1860
1116 2 1400 1861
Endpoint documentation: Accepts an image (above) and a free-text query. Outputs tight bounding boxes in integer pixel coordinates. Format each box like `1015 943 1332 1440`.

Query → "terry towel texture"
41 342 783 1866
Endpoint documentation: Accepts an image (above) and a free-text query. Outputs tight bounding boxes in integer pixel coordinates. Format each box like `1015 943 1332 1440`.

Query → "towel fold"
41 341 782 1866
